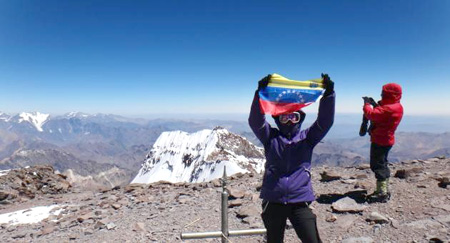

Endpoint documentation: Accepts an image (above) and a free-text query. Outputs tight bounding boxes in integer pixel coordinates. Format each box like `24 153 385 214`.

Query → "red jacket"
363 83 403 146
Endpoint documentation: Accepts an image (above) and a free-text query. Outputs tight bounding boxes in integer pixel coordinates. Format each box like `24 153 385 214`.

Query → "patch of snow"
0 169 10 177
0 205 64 225
18 112 50 132
18 150 29 156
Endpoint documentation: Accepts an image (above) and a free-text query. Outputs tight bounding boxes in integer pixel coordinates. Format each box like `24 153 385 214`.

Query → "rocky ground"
0 165 71 203
0 157 449 243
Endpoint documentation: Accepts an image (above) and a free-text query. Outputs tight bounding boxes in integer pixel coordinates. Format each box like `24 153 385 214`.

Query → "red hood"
381 83 402 104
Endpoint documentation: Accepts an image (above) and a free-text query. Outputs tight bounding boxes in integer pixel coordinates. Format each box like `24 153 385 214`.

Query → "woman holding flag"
249 73 335 243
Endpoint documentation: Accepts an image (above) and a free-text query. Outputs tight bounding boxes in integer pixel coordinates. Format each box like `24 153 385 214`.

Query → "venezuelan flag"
259 73 325 116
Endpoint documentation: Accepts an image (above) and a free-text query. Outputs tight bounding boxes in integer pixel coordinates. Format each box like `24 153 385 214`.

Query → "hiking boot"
368 191 390 203
377 179 389 194
368 179 390 203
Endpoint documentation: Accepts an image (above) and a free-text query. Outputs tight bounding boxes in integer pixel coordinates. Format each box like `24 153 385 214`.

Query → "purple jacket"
248 90 335 204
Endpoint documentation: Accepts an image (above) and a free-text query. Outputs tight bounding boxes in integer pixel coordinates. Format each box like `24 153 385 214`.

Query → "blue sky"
1 0 449 117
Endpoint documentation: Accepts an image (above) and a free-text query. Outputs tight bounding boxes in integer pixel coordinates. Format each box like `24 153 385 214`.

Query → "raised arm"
305 74 335 147
363 103 389 122
305 92 335 147
248 76 272 145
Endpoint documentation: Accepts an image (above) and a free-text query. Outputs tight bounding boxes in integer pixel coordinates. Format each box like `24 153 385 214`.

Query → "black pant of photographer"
370 143 392 180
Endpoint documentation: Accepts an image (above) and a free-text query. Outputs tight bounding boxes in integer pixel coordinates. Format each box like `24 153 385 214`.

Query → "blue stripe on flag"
259 86 324 104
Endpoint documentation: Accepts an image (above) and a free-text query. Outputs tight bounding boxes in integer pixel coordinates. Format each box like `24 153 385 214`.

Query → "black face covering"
273 111 306 139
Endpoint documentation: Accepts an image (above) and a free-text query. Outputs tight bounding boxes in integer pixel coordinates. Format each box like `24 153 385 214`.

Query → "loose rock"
367 212 389 224
331 197 367 213
320 170 342 182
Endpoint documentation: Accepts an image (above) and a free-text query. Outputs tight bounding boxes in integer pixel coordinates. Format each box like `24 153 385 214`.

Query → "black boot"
368 191 390 203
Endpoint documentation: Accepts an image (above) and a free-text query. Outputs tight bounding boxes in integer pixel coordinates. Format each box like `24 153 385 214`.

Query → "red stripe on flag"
259 99 311 116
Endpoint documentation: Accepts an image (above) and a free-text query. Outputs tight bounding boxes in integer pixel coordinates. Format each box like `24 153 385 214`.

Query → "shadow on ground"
316 190 368 204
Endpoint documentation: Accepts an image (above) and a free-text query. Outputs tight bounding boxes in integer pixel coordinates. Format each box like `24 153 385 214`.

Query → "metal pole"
180 165 267 241
221 166 229 243
181 228 267 240
229 229 267 236
181 231 223 239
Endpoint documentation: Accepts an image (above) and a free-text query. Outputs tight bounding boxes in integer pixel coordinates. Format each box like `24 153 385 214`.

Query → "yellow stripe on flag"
268 73 324 90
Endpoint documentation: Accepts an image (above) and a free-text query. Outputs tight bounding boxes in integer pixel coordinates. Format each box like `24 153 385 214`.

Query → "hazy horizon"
2 110 450 138
3 110 450 120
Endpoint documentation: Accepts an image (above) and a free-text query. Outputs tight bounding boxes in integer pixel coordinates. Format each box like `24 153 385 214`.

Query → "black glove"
322 73 334 96
362 97 378 107
369 98 378 107
362 96 371 104
258 74 271 91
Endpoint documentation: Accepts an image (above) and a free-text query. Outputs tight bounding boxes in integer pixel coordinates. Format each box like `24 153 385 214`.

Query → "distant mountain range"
0 112 257 187
1 111 449 187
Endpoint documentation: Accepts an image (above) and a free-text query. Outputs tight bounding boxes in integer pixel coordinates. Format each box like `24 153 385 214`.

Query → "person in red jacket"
363 83 403 202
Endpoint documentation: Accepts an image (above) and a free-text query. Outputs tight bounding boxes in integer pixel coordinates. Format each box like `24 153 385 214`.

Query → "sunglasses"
279 112 301 124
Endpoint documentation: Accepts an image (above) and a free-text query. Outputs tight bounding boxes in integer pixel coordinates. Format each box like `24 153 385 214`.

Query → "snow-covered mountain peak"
0 112 12 122
131 128 265 184
18 112 50 132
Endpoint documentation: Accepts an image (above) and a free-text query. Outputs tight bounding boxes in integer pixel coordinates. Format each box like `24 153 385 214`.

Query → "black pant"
370 143 392 180
261 201 322 243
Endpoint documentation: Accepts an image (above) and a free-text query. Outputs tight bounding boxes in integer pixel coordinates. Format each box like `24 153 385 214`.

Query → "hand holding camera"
362 96 378 107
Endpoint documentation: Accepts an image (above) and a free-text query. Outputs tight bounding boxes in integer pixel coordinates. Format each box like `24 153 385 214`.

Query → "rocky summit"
0 157 449 242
